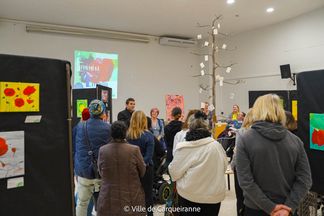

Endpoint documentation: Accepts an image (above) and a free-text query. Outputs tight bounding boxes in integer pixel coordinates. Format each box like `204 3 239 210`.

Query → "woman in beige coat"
96 121 146 216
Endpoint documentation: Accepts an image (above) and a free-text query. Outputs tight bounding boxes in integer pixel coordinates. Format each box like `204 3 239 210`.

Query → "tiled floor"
153 173 236 216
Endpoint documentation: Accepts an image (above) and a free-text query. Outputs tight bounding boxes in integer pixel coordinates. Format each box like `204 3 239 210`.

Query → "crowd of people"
72 94 312 216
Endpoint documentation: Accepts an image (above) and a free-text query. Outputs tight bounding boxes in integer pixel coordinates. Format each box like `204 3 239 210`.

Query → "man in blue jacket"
74 99 111 216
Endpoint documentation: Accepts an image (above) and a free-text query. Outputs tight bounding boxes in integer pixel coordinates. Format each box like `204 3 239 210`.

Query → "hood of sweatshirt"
251 121 287 141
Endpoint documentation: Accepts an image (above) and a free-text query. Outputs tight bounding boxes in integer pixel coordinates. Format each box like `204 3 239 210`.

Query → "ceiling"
1 0 324 38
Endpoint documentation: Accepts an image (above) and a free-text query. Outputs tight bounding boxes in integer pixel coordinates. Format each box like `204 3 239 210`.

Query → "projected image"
74 50 118 98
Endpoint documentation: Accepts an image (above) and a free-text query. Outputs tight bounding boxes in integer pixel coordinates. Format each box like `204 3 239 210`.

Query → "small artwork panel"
0 82 40 112
0 131 25 179
76 99 88 118
101 90 108 103
310 113 324 151
165 95 184 122
292 100 298 121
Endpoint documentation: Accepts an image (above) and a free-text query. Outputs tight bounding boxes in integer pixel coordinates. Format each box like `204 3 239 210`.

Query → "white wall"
216 6 324 115
0 21 200 120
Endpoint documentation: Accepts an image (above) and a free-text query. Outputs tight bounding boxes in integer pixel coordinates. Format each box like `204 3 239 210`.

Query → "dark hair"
126 98 135 105
111 121 127 139
194 111 207 120
285 111 297 131
171 107 182 118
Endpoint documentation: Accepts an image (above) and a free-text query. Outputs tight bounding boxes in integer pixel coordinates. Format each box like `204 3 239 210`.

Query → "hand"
271 205 291 216
272 209 290 216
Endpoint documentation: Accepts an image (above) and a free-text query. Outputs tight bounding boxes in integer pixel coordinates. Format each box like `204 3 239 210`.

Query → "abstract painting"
76 99 88 118
0 82 40 112
0 131 24 179
165 95 184 122
310 113 324 151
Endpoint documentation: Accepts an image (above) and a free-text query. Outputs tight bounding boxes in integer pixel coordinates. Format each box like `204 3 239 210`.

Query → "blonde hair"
252 94 286 126
242 109 254 128
127 110 148 139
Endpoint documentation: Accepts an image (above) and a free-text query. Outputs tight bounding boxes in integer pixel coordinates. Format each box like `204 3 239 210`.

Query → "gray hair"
188 115 209 130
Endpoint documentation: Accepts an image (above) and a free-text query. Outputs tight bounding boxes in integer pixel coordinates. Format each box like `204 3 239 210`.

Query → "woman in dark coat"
96 121 146 216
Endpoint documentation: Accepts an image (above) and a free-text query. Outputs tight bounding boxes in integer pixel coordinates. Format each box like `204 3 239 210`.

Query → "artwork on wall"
0 82 40 112
165 95 184 122
0 131 25 179
292 100 298 120
101 90 108 103
76 99 88 118
310 113 324 151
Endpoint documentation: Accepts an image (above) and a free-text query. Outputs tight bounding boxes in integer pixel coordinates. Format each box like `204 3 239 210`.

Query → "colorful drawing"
0 131 25 179
101 90 108 103
310 113 324 151
74 50 118 99
292 100 298 121
0 82 40 112
165 95 184 122
77 99 88 118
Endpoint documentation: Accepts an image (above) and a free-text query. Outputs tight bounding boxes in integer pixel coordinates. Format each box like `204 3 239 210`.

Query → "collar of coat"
175 137 214 152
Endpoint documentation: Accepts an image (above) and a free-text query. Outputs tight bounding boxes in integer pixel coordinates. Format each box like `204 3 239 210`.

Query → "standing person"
74 100 112 216
231 109 254 216
149 107 166 150
202 102 214 129
173 109 199 156
285 111 298 134
73 108 94 216
96 121 146 216
169 111 228 216
127 111 155 216
164 107 183 164
117 97 135 127
236 94 312 216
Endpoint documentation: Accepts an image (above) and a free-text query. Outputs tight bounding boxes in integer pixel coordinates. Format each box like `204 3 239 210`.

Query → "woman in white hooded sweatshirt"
168 111 228 216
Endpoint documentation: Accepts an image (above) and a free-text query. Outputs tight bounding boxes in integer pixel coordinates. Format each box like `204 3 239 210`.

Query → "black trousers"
178 195 221 216
141 165 154 216
234 169 245 216
244 206 269 216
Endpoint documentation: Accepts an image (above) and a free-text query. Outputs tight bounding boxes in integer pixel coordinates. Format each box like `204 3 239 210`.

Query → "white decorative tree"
192 15 237 121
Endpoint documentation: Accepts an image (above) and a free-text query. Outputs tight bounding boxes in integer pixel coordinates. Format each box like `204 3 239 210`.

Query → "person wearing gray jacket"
236 94 312 216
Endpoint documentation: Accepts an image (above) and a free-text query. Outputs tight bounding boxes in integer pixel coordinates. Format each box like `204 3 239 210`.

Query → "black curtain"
0 54 73 216
297 70 324 195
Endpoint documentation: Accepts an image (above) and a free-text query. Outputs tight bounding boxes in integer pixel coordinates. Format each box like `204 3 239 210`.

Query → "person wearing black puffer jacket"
164 107 183 164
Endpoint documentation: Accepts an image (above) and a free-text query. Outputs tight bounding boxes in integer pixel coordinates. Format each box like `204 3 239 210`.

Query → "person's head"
81 108 90 121
285 111 297 131
252 94 286 126
237 112 246 121
127 110 148 139
232 104 240 113
171 107 182 120
125 98 136 112
111 121 127 140
188 111 208 131
150 107 160 119
242 109 254 128
89 99 106 119
182 109 200 129
204 102 209 109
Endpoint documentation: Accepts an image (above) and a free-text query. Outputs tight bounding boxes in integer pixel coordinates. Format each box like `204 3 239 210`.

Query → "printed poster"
0 131 25 179
310 113 324 151
0 82 40 112
165 95 184 121
76 99 88 118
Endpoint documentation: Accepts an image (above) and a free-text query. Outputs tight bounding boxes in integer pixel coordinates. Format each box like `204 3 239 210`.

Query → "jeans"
76 176 101 216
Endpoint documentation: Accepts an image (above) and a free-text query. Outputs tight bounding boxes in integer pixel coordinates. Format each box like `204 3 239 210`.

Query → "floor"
153 172 236 216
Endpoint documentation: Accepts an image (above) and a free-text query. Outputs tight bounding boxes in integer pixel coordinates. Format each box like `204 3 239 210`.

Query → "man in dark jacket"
164 107 183 164
74 99 111 216
236 94 312 216
117 97 135 127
